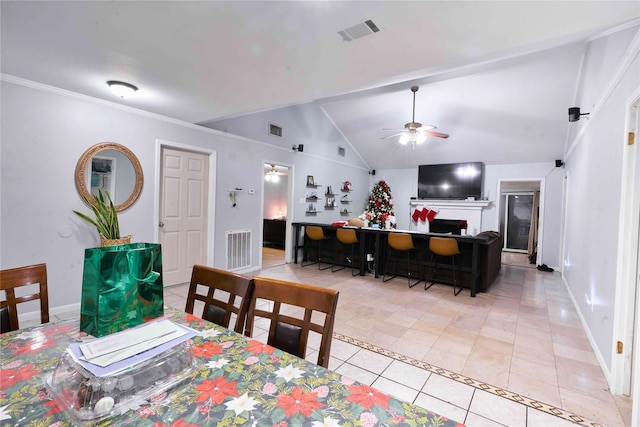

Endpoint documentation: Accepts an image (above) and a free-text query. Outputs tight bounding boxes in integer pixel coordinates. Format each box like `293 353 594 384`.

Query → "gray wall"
562 26 640 374
0 81 370 314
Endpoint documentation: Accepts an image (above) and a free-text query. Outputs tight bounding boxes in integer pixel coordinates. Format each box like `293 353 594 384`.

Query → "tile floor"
161 251 634 427
43 249 631 427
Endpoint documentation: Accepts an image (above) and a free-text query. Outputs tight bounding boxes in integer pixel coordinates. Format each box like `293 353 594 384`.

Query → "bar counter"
292 222 499 297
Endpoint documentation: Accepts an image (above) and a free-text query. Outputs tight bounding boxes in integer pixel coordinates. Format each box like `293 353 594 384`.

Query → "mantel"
410 199 490 209
409 199 491 235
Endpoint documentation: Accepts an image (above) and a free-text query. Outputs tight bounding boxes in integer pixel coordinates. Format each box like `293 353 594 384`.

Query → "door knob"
159 221 165 227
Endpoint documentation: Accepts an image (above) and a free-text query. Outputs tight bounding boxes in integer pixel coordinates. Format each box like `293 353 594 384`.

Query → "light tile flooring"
44 248 631 427
242 248 629 427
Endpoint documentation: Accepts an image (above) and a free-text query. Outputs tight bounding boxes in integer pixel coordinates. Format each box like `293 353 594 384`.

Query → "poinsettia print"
346 384 390 409
0 364 39 389
191 341 223 358
275 386 324 417
195 376 239 405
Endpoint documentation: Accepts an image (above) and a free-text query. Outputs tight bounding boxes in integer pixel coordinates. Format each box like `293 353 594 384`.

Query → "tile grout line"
332 332 605 427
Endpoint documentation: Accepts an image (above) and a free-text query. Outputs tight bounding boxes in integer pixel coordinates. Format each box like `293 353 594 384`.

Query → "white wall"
372 163 564 268
562 26 640 375
0 80 370 313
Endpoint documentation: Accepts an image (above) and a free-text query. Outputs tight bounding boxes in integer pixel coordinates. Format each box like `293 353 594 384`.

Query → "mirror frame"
75 142 144 212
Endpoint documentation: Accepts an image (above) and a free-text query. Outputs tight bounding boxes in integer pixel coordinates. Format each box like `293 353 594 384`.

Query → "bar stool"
302 226 332 270
383 232 422 288
427 237 463 295
332 228 359 275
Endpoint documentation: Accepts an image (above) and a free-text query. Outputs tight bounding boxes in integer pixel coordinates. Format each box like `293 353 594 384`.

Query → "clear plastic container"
45 340 200 424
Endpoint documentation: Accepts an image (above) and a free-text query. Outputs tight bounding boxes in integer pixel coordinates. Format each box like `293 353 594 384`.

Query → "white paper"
79 319 188 367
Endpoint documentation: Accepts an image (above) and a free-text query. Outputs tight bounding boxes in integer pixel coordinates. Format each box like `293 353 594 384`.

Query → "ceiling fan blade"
425 130 449 139
381 132 405 140
382 128 406 132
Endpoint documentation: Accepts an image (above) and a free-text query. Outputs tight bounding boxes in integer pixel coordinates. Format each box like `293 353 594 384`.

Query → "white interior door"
159 147 208 286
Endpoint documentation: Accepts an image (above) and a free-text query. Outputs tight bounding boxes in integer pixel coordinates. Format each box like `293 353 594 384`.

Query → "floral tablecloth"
1 309 463 426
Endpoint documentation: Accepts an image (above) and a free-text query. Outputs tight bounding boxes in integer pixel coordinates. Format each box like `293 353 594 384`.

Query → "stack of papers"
69 319 198 376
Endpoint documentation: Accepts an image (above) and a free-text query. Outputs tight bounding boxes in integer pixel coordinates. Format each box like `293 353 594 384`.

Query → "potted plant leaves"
73 189 131 246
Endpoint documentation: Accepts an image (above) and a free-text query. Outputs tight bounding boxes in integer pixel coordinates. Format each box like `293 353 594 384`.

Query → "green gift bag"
80 242 164 337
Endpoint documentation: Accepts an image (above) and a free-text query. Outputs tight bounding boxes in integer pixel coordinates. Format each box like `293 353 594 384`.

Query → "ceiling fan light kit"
382 86 449 148
107 80 138 99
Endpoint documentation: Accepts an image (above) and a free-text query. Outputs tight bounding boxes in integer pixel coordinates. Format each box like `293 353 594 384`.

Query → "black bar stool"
427 237 463 295
382 232 423 288
332 228 359 275
302 226 332 270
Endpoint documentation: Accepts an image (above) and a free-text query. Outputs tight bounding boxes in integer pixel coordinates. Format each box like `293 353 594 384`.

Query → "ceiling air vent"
338 20 380 42
337 146 346 157
269 123 282 138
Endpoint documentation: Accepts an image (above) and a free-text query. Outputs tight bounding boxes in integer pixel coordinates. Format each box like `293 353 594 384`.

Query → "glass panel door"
504 194 533 251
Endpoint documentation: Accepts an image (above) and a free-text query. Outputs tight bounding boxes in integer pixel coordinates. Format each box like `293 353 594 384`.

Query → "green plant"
73 189 121 239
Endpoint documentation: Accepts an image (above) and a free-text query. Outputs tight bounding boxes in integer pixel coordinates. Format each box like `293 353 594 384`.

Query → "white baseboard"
561 274 613 389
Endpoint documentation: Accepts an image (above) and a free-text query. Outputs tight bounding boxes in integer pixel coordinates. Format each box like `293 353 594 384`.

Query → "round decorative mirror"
75 142 144 212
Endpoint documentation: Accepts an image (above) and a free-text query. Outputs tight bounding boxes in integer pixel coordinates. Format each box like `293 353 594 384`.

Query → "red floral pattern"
243 339 276 355
276 386 324 417
346 384 390 409
191 341 223 358
0 364 39 389
0 310 462 427
194 377 239 405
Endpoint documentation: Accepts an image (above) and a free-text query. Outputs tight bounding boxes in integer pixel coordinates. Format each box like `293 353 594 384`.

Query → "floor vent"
226 230 252 271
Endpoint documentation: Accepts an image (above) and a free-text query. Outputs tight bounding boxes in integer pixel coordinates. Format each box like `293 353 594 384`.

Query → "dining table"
1 308 464 426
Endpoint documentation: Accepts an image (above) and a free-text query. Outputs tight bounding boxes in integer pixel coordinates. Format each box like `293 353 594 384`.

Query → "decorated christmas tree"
362 180 396 228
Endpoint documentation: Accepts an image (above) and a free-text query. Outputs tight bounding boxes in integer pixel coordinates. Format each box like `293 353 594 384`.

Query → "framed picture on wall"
326 197 335 208
306 175 315 186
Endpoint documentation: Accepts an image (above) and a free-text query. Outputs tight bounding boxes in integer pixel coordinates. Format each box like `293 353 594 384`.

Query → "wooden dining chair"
185 265 254 334
0 263 50 332
244 277 339 368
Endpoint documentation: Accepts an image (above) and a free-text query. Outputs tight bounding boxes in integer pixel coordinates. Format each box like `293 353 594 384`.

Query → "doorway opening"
498 180 542 268
262 162 290 269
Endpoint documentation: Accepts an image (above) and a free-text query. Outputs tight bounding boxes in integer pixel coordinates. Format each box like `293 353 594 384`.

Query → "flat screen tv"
418 162 484 200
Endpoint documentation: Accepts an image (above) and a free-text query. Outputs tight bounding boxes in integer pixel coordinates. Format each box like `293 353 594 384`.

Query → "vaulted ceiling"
2 1 638 169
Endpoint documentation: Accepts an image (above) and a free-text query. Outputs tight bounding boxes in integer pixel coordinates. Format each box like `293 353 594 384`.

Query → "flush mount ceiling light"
107 81 138 99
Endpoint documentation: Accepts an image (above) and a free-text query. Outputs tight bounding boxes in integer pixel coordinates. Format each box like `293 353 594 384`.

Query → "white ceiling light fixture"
264 164 280 183
382 86 449 149
107 80 138 99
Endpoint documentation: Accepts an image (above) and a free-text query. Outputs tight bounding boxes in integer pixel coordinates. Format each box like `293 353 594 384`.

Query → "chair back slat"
245 277 339 368
185 265 254 334
0 263 49 332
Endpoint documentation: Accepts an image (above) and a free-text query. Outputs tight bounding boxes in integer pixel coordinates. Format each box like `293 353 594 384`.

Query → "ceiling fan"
382 86 449 148
264 164 286 182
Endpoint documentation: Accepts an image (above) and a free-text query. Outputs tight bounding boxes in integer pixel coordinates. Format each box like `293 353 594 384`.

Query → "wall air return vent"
269 123 283 137
338 19 380 42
